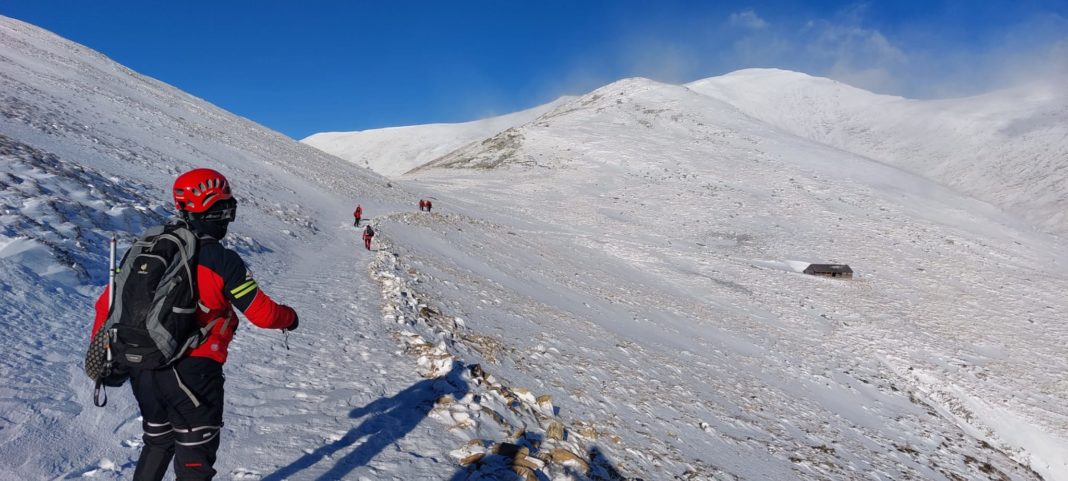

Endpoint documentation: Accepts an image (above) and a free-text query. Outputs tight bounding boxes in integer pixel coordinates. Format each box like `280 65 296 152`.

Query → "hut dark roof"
803 264 853 274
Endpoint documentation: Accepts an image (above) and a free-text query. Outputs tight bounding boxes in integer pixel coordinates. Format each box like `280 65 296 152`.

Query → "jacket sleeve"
90 286 110 339
242 290 297 329
218 248 297 330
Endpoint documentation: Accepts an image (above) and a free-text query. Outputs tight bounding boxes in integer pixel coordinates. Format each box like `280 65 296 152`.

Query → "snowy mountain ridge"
407 72 1068 479
328 67 1068 235
301 97 572 177
686 68 1068 235
1 14 1067 481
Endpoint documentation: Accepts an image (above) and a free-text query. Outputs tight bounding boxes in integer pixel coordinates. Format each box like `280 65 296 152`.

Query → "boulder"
550 448 590 473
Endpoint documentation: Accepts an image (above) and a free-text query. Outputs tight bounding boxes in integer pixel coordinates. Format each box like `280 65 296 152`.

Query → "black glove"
284 313 299 332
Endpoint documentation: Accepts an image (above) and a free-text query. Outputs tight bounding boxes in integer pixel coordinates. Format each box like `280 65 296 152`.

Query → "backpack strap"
91 328 120 407
159 225 207 367
93 380 108 407
167 317 222 366
157 226 199 294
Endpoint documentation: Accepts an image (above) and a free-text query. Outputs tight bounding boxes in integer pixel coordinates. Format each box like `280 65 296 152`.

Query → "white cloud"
807 21 907 66
620 37 698 83
560 5 1066 101
826 64 901 94
792 14 912 94
723 5 911 94
729 10 768 30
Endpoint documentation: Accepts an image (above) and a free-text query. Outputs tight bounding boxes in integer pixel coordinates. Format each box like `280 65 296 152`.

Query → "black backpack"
85 223 214 406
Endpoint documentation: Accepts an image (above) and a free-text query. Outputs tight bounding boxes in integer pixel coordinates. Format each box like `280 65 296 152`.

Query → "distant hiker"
362 225 375 250
353 204 363 226
425 200 433 213
419 199 426 212
88 168 299 481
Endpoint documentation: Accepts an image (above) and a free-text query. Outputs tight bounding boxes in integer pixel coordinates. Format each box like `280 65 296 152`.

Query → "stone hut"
803 264 853 279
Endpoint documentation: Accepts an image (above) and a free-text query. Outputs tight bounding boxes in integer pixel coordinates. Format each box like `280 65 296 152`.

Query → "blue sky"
4 1 1067 139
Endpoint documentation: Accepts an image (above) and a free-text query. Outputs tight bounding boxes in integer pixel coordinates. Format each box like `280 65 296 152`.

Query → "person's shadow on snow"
261 362 469 481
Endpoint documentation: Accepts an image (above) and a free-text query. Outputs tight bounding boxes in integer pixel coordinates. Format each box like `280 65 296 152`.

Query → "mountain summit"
687 68 1068 234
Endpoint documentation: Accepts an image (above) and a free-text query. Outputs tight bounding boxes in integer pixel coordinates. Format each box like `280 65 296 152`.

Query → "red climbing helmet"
173 168 233 214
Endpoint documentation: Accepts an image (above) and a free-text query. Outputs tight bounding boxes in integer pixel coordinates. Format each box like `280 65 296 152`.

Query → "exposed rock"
481 406 509 427
514 454 545 471
513 387 537 404
459 453 485 465
573 422 599 440
546 421 565 440
512 465 537 481
535 394 555 415
550 448 590 473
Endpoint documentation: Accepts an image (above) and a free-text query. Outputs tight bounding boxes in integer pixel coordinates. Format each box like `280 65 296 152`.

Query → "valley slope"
405 76 1068 480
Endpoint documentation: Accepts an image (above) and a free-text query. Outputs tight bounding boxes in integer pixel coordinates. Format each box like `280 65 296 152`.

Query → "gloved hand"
284 313 299 332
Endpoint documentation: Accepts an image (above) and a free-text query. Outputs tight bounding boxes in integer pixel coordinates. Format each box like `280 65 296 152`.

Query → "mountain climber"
418 199 426 212
89 168 299 481
362 225 375 250
353 204 363 227
425 200 433 213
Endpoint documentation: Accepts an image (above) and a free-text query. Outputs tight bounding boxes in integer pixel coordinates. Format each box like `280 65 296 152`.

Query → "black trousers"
129 357 225 481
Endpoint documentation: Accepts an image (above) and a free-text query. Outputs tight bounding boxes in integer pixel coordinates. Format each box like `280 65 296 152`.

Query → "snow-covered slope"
687 68 1068 235
3 14 1068 481
408 77 1068 480
0 15 489 481
1 15 729 481
301 98 570 177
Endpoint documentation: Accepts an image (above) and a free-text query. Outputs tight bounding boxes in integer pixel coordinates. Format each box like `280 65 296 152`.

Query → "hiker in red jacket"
353 204 363 227
362 225 375 250
425 200 433 213
418 199 426 212
90 168 298 481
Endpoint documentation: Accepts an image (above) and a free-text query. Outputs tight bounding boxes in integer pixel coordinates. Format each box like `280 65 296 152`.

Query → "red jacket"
353 206 362 218
91 237 296 364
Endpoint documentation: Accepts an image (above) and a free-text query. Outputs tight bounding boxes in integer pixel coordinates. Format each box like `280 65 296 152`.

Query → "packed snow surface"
2 15 1068 481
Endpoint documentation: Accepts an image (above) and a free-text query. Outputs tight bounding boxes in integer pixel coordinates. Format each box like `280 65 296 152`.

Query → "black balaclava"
186 198 235 240
189 217 229 240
